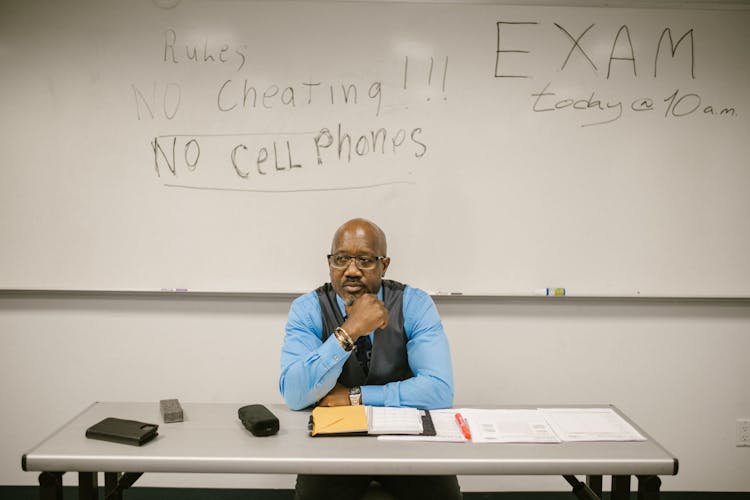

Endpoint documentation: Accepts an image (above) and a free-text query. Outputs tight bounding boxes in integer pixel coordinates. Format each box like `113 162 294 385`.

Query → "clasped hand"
342 293 389 341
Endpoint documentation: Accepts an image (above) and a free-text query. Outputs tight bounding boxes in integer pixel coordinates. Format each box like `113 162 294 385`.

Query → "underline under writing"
163 181 417 193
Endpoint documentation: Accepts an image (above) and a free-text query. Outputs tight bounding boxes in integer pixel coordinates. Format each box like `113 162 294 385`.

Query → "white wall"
1 292 749 492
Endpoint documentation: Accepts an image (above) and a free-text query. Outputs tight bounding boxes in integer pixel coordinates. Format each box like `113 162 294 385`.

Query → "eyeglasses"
327 254 386 270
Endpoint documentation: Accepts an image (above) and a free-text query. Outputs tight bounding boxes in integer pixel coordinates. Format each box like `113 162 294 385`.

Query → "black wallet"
85 417 159 446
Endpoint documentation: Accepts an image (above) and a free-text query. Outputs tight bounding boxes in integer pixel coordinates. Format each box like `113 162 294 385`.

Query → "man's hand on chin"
343 293 389 339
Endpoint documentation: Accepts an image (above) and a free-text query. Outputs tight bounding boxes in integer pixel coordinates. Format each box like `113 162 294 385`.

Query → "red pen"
454 412 472 440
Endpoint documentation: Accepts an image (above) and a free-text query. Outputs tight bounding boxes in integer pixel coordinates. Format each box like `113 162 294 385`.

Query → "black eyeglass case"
238 404 279 437
85 417 159 446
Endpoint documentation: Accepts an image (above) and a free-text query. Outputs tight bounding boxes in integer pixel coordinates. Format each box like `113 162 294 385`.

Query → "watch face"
349 387 361 405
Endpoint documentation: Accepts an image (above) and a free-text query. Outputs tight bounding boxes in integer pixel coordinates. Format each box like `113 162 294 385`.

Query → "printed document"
457 408 560 443
539 408 646 441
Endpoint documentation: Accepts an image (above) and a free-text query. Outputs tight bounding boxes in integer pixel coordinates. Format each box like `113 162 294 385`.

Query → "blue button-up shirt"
279 285 455 411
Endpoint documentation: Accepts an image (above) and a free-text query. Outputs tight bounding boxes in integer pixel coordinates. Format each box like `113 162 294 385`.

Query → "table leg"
563 475 601 499
78 472 98 500
105 472 121 500
586 475 603 498
38 471 64 500
637 475 662 500
103 471 143 499
611 475 631 500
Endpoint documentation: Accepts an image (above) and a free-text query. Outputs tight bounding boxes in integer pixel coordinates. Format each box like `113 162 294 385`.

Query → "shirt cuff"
318 334 351 371
361 385 386 406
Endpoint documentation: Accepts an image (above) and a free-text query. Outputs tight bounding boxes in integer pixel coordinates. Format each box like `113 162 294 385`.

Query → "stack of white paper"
376 407 646 444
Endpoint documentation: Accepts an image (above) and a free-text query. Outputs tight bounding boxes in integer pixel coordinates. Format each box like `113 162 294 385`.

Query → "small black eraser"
159 399 184 423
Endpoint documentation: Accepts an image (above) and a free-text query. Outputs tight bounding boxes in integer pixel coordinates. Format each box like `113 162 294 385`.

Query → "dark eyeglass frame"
327 254 386 270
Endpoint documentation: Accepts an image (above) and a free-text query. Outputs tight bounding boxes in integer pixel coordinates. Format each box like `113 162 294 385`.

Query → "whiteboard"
1 0 748 297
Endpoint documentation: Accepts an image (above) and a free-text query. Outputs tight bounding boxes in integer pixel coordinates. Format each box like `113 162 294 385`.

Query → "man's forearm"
362 373 454 409
280 335 350 410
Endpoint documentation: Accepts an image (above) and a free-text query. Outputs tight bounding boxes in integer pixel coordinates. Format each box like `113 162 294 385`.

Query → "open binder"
310 405 436 437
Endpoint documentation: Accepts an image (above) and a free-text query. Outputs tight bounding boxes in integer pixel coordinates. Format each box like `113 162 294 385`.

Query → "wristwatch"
348 386 362 406
333 327 354 352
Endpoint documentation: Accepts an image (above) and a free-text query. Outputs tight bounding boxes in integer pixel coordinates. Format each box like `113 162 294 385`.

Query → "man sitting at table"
279 218 462 500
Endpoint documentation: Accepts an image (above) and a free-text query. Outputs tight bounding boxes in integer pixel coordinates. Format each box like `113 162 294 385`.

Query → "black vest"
316 280 413 388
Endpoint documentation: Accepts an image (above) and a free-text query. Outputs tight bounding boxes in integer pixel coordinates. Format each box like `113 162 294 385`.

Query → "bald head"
328 218 390 301
331 218 387 256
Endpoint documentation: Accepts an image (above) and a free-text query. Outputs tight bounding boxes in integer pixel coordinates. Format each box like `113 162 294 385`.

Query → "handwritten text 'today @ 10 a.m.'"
495 21 738 126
